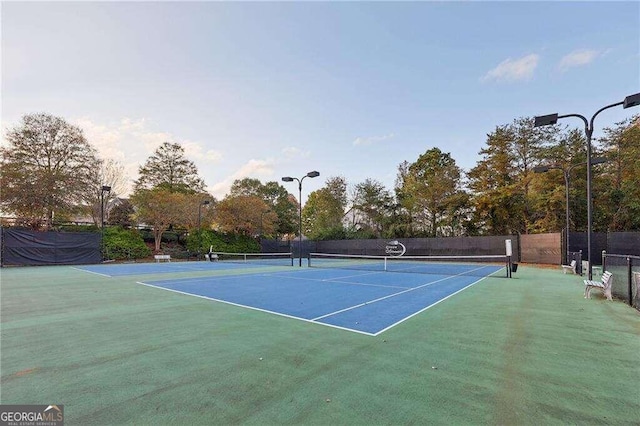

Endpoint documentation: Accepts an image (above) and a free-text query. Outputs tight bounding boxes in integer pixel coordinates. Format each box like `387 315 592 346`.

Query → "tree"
598 116 640 230
108 199 135 228
1 113 101 229
302 176 348 240
130 188 186 251
179 192 216 231
215 195 275 236
348 178 395 238
396 148 466 237
467 125 523 235
530 128 588 233
229 178 297 237
134 142 206 193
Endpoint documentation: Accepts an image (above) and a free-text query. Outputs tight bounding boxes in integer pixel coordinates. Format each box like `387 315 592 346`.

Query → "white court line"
262 271 410 290
71 266 112 278
137 281 376 337
372 275 491 336
311 274 458 321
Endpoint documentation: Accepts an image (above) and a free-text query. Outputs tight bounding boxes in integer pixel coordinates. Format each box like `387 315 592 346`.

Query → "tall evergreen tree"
397 148 465 237
467 125 523 235
349 178 395 237
597 116 640 230
134 142 205 193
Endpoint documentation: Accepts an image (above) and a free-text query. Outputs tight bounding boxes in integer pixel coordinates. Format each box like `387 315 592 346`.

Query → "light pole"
100 185 111 259
198 200 210 260
534 158 606 265
534 92 640 279
282 171 320 266
100 185 112 229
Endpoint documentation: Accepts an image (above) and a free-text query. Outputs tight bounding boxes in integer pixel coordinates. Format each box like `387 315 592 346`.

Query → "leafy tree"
130 188 186 251
1 113 100 229
348 178 395 237
215 195 275 236
510 117 553 232
396 148 466 237
230 178 297 237
134 142 206 193
467 125 523 235
302 176 347 240
530 128 588 233
177 192 216 231
597 116 640 230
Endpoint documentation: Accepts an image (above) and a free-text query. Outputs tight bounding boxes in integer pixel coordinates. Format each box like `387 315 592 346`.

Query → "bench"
584 271 613 301
561 259 577 275
154 254 171 262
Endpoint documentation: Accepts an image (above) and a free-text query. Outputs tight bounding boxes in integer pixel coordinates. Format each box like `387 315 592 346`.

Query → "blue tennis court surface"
75 261 274 277
138 266 504 335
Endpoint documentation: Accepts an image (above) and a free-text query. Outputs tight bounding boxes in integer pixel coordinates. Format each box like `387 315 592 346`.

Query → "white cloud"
183 140 223 163
209 159 275 200
353 133 395 146
481 54 539 83
558 49 601 72
71 117 221 196
282 146 310 160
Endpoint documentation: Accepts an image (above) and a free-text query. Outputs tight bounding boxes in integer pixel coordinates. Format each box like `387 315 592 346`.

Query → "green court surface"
1 263 639 425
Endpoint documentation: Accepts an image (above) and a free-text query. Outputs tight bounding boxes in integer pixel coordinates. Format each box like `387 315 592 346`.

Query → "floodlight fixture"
534 114 559 127
533 92 638 279
533 165 552 173
623 92 640 109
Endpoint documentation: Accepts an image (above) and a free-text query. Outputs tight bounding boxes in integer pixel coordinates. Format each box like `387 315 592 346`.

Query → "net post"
507 255 511 278
628 256 633 306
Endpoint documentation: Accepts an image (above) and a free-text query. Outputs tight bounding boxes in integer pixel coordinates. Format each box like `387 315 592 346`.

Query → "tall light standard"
534 158 606 265
534 92 640 279
282 171 320 266
100 185 112 229
100 185 111 260
198 200 210 259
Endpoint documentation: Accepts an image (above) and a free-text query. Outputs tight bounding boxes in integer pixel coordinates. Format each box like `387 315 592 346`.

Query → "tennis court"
137 266 501 335
2 259 639 424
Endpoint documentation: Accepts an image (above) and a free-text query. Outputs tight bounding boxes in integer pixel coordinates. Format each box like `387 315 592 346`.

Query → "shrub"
187 230 260 254
103 226 152 260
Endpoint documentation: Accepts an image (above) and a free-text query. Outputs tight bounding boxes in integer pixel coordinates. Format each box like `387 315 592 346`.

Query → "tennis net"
308 253 510 277
214 252 294 266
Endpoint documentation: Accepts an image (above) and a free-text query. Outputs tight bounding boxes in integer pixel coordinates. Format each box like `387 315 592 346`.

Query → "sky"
2 1 639 204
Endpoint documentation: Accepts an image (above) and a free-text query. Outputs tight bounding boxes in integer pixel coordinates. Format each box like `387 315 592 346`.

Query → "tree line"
2 113 639 251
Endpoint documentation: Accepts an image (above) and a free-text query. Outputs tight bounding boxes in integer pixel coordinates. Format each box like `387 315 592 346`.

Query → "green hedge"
187 230 260 254
103 226 152 260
